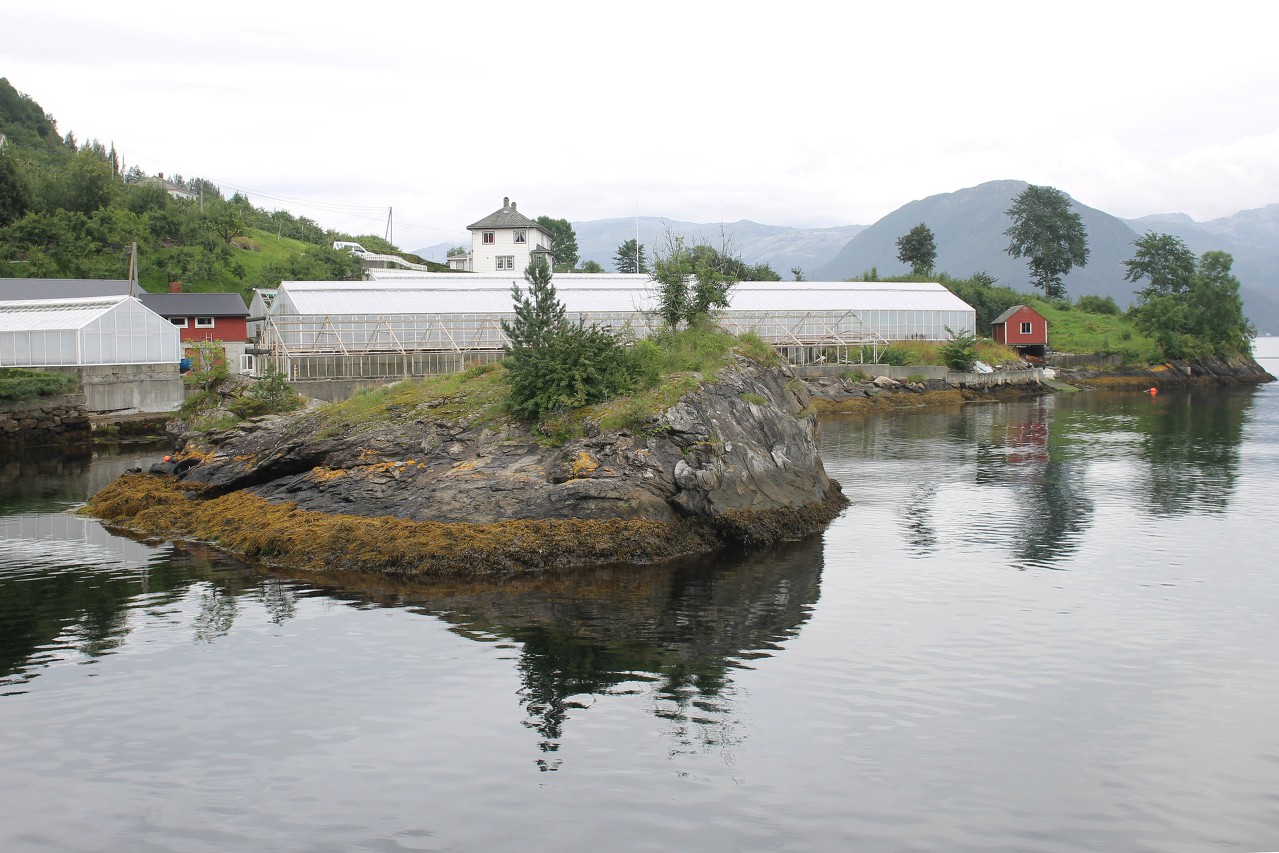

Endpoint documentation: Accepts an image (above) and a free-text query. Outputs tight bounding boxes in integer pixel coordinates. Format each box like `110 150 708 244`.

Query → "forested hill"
0 78 442 302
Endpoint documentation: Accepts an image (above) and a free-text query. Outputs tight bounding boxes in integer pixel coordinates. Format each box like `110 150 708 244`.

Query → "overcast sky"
6 1 1277 254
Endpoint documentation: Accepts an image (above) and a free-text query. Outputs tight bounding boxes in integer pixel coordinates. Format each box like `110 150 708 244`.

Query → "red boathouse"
991 304 1048 358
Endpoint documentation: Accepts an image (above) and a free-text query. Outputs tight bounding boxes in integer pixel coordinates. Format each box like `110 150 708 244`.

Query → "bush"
506 321 641 422
1077 294 1120 315
0 368 77 401
939 327 979 371
875 346 911 366
227 369 304 418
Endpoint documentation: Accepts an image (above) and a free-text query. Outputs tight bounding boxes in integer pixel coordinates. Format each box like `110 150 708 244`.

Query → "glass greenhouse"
0 296 182 367
259 277 975 379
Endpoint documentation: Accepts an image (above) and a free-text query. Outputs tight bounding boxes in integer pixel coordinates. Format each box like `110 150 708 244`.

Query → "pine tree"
502 255 565 351
614 239 648 274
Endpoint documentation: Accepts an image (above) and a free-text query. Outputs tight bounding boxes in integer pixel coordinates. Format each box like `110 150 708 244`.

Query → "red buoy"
1148 387 1158 396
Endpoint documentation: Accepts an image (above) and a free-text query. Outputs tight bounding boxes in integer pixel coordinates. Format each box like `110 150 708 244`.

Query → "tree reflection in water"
269 539 827 770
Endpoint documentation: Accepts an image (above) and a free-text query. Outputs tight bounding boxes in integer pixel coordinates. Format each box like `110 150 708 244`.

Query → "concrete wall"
793 363 1044 386
793 364 950 381
55 364 184 413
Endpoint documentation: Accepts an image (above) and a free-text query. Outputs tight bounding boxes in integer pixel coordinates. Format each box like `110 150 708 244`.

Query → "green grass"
138 228 306 298
1027 298 1161 362
314 363 507 439
303 326 783 447
0 368 78 401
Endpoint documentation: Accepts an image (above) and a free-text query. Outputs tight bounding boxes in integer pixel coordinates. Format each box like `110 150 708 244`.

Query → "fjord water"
2 342 1277 853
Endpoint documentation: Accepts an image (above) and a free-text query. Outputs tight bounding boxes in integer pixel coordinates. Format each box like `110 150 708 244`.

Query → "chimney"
511 201 517 211
503 196 509 207
168 281 183 293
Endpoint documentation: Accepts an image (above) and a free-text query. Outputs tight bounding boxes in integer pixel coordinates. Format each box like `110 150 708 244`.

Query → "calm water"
2 342 1277 853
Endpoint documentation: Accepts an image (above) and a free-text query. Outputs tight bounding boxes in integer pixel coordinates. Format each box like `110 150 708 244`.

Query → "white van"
332 241 370 256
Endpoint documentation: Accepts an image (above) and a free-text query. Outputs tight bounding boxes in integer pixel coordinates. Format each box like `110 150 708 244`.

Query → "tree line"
890 183 1253 360
0 78 386 294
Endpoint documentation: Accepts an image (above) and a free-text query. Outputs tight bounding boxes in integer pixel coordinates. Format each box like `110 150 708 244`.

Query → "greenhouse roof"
0 296 131 332
274 280 973 317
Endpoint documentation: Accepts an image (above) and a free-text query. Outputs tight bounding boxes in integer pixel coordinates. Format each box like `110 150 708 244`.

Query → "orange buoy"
1148 387 1158 396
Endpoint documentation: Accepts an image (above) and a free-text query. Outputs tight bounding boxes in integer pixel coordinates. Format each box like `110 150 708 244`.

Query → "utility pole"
386 206 393 246
128 242 138 296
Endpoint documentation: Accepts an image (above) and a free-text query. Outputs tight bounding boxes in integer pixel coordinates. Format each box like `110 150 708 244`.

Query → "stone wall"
0 393 91 446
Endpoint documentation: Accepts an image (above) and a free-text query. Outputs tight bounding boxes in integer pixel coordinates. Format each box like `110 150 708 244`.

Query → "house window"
496 256 515 270
482 231 495 245
513 230 527 244
1020 322 1032 335
196 317 215 328
170 317 188 328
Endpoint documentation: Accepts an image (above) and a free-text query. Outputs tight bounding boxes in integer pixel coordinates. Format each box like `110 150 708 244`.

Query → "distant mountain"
416 218 864 278
814 180 1279 334
415 184 1279 334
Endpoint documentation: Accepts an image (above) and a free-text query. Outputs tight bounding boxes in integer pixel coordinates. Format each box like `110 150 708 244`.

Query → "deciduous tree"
1123 232 1196 297
650 232 738 330
536 215 579 272
1129 238 1253 359
896 223 937 276
0 148 33 227
1004 185 1089 300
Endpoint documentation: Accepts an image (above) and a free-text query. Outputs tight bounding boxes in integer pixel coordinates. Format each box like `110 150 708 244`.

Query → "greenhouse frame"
257 277 976 381
0 296 181 367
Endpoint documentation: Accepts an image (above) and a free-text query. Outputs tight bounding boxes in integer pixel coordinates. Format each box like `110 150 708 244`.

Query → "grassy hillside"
1027 299 1162 362
1 78 444 305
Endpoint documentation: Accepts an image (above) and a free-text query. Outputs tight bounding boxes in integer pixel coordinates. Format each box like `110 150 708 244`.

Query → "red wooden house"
138 292 251 371
991 304 1048 357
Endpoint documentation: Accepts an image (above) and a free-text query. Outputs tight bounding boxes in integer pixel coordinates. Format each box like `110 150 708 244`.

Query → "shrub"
939 327 979 371
227 369 304 418
506 321 641 422
1077 294 1120 315
876 347 911 366
0 368 77 401
184 340 228 388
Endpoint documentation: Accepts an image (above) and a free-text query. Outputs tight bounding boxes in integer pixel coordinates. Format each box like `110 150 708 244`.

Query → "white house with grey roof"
451 197 555 273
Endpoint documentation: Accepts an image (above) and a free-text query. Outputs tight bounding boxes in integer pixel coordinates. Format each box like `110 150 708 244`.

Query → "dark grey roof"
0 278 132 301
991 305 1030 326
466 198 546 231
137 292 249 317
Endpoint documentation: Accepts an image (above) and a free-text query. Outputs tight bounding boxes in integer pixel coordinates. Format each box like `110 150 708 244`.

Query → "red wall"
175 317 247 343
994 307 1047 346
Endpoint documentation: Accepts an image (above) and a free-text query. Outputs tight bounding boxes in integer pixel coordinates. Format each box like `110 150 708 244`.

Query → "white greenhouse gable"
0 296 182 367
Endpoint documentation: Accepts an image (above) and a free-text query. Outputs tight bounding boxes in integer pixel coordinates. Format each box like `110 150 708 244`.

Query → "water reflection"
821 387 1257 571
280 539 825 769
1135 390 1249 515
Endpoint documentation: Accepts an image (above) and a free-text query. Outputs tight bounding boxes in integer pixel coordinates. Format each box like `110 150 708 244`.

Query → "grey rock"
169 357 837 529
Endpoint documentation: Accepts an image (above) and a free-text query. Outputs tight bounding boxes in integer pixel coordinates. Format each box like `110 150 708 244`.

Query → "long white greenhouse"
257 275 976 380
0 296 181 367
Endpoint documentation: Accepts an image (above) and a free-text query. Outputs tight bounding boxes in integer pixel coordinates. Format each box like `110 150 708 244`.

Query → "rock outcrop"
86 358 847 576
1056 354 1274 389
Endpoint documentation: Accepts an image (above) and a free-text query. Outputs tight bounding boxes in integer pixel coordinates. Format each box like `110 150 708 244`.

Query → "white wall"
470 225 551 273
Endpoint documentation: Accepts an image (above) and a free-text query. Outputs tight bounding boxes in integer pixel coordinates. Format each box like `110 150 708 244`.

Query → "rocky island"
84 357 848 577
